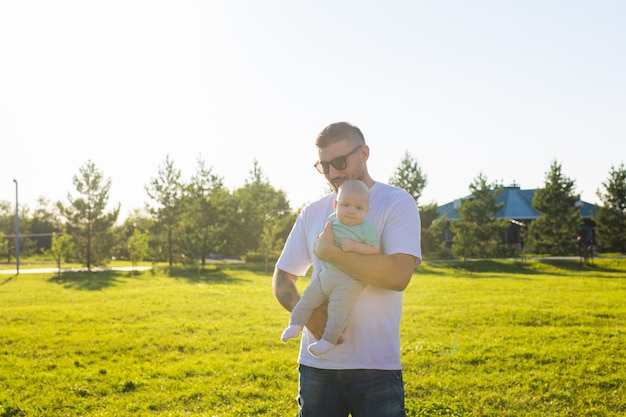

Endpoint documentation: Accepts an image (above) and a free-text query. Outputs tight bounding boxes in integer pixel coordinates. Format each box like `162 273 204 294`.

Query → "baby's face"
336 191 368 226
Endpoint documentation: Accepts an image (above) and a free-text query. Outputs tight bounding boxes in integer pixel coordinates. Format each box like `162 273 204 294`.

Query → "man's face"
317 139 366 192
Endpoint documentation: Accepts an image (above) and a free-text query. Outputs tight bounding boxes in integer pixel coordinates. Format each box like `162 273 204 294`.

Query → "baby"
281 179 379 356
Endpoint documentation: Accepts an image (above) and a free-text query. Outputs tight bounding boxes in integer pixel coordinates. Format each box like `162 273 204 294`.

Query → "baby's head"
334 180 370 226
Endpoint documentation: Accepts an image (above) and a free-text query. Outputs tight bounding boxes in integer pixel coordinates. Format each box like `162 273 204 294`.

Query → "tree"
0 200 36 261
145 155 183 267
0 231 7 262
389 152 441 256
256 211 298 272
0 201 14 262
418 202 447 258
48 231 75 276
111 209 155 261
531 160 581 255
178 157 230 268
389 151 427 204
30 197 61 254
450 217 476 263
58 160 120 271
451 173 508 261
128 229 150 271
595 163 626 253
233 160 292 260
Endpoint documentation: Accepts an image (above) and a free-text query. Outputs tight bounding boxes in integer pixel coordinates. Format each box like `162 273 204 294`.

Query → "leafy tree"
0 201 15 262
179 157 229 268
389 152 442 256
58 160 120 271
0 231 7 261
233 160 292 260
16 206 37 260
0 200 36 261
145 155 183 267
256 211 298 272
128 229 150 270
389 151 427 203
450 217 476 263
418 202 447 258
112 209 155 261
30 197 61 254
595 163 626 253
531 160 581 255
451 173 508 261
0 201 15 263
48 231 75 276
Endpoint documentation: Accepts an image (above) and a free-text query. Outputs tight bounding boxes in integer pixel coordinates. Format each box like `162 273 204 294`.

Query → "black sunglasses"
314 145 363 174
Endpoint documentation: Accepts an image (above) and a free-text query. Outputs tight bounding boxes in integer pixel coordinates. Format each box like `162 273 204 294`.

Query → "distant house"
437 185 597 248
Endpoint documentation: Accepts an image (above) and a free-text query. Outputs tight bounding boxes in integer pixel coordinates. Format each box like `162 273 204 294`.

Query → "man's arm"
272 267 330 341
272 268 300 312
315 222 420 291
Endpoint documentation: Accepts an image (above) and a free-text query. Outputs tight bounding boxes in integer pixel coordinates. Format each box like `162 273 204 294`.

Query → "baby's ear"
333 200 338 209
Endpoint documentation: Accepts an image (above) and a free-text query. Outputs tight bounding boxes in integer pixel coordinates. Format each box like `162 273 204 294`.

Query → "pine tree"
595 163 626 253
389 151 427 203
58 160 120 270
233 160 291 260
179 157 229 267
451 173 508 260
531 160 581 255
389 151 437 255
145 155 182 267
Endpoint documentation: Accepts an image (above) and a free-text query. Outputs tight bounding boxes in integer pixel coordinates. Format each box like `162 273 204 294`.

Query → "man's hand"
304 304 328 341
314 221 339 262
305 303 343 344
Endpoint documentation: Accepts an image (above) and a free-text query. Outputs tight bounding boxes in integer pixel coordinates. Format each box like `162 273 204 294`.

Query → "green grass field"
1 259 625 416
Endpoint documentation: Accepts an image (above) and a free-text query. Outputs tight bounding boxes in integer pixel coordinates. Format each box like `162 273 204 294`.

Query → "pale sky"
1 1 624 220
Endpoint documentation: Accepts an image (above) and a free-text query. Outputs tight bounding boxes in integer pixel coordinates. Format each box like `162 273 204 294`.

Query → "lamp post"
13 179 19 275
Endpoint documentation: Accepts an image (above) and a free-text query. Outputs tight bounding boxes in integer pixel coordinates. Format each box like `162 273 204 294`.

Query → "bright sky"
1 1 624 220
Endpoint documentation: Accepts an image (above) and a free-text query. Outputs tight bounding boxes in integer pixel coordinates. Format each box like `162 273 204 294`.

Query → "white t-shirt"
276 182 422 370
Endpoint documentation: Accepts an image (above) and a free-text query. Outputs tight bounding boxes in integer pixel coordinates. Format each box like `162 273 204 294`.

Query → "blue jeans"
298 365 406 417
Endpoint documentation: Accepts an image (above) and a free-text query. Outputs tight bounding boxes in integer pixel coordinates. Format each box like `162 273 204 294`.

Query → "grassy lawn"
1 259 625 416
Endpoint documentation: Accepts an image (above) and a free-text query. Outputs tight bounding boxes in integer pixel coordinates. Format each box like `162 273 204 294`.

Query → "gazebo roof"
437 186 597 221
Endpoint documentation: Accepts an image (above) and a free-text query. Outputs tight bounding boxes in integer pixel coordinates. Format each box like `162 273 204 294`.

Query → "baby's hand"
340 238 356 252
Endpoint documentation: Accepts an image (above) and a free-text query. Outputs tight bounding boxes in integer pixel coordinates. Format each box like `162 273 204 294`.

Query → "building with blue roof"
438 185 597 221
437 185 597 248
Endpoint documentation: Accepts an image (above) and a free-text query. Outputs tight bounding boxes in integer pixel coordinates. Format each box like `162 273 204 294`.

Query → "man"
272 121 422 416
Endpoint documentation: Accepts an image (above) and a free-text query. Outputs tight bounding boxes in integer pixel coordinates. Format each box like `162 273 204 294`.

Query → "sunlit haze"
1 1 624 220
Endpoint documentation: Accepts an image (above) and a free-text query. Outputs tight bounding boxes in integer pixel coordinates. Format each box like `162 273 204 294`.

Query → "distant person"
281 179 379 357
272 121 422 416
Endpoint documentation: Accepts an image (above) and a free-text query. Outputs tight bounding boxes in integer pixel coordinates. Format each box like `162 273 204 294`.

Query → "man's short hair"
316 122 366 148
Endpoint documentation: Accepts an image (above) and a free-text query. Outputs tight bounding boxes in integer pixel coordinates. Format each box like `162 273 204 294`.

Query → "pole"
13 179 19 275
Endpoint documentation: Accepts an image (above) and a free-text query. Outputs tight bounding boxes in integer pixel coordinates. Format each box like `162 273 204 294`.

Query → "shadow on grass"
48 270 129 290
421 259 538 276
159 265 249 285
422 258 626 277
535 259 625 275
47 266 250 289
0 275 16 286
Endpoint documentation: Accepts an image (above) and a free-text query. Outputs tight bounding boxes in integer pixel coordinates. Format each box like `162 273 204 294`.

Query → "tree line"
0 156 295 272
386 154 625 260
428 161 626 260
1 154 625 270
